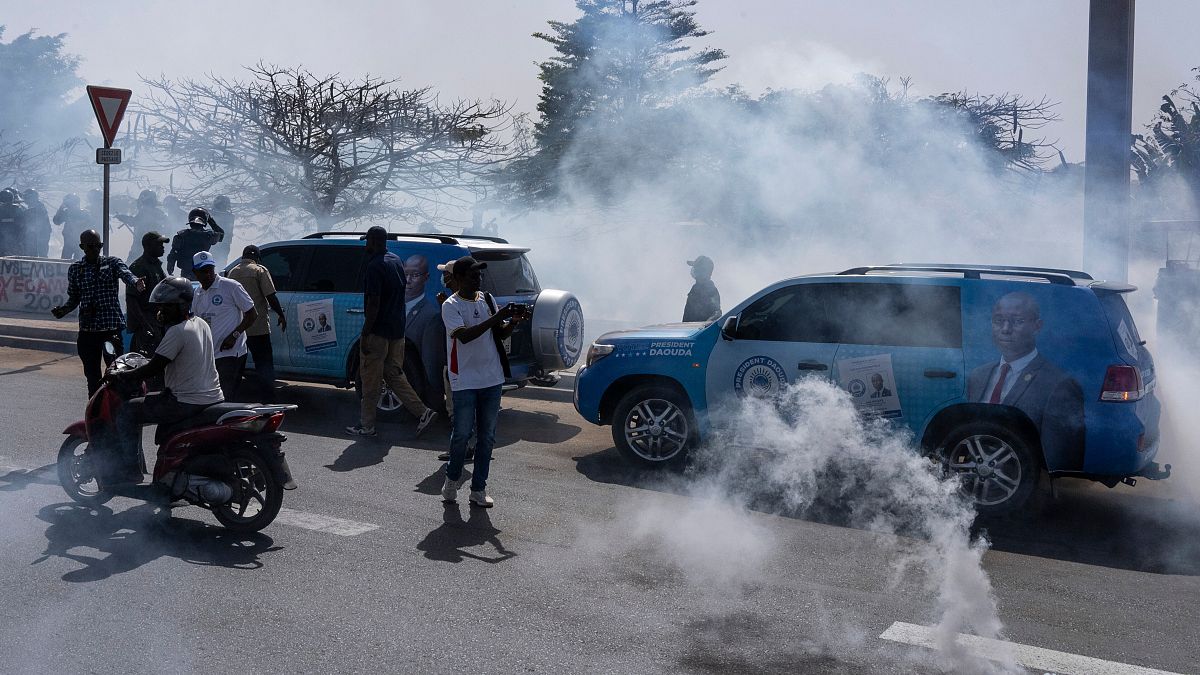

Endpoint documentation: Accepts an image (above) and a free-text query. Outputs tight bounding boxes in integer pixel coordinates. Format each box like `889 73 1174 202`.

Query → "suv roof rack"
893 263 1093 280
302 231 510 245
837 265 1077 286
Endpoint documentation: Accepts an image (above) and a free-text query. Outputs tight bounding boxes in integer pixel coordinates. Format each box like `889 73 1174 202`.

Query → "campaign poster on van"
298 298 338 353
837 353 902 418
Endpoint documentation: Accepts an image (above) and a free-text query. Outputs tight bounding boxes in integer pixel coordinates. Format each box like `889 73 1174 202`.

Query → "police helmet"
149 277 195 306
213 195 231 210
22 188 39 202
62 193 81 208
187 207 211 227
0 189 13 205
138 189 158 206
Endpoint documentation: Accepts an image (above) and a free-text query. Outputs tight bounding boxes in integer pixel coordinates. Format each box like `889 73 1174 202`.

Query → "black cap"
242 245 261 260
452 255 487 275
142 231 169 246
687 255 714 271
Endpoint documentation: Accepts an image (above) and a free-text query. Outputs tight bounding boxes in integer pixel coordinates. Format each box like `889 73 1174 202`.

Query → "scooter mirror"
104 341 117 357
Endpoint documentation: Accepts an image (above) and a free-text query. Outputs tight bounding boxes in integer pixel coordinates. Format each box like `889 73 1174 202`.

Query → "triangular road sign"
85 85 132 148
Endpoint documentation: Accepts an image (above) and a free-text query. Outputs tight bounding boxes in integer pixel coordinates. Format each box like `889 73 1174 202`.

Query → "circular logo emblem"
303 318 315 332
734 356 788 398
848 378 866 398
558 298 584 367
211 295 223 306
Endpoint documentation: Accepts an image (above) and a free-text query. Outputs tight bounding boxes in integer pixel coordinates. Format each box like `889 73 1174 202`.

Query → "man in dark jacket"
127 231 170 352
683 255 722 322
118 190 167 262
166 208 224 281
0 188 25 256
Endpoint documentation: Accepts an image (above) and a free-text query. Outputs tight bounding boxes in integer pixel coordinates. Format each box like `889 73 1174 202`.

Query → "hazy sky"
5 0 1198 158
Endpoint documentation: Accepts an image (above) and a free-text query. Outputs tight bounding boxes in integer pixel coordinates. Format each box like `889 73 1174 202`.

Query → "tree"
1133 75 1200 215
133 64 519 232
510 0 726 203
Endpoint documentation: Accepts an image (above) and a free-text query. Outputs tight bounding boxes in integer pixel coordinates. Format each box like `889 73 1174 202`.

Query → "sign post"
85 86 132 257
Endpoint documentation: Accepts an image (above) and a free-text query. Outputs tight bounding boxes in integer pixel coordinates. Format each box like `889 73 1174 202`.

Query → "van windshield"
474 251 541 296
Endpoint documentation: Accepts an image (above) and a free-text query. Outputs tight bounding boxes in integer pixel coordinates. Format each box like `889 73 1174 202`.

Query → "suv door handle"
797 361 828 371
346 308 364 315
924 369 957 379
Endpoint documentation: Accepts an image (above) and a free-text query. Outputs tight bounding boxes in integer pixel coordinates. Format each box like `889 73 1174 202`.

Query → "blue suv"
574 264 1166 515
233 232 584 416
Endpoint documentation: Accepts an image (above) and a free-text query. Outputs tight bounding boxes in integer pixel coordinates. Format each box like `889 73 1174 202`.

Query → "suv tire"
936 420 1040 517
612 385 695 468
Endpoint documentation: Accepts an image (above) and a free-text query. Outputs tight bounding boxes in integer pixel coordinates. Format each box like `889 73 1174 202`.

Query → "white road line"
274 507 380 536
879 621 1184 675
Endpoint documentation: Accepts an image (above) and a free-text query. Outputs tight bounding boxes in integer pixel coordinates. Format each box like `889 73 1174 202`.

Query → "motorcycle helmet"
149 277 195 307
188 207 210 227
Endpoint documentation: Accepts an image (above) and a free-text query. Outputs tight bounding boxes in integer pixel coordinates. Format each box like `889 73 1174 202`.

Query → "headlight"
586 342 615 367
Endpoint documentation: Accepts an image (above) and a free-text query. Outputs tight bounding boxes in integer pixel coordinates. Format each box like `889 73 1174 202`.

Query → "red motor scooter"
57 348 298 532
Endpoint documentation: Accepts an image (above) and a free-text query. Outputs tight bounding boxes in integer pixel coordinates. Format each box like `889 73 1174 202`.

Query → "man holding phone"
440 255 527 508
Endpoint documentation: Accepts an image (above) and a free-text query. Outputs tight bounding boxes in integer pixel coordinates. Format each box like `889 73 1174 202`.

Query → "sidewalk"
0 310 78 355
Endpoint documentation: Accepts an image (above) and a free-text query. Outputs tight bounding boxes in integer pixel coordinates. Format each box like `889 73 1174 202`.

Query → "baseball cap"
192 251 217 269
687 255 714 268
141 231 169 246
242 244 261 260
451 255 486 274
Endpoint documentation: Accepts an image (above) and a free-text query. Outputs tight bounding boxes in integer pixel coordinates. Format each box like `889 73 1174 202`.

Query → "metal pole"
102 163 111 257
1083 0 1135 281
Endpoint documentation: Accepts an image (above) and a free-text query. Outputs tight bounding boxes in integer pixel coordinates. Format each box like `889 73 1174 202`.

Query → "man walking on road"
51 230 146 396
440 255 526 508
126 231 170 353
345 226 437 438
228 245 288 402
191 250 257 400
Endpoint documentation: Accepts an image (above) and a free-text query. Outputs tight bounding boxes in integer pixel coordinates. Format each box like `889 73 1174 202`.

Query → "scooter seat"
154 402 265 445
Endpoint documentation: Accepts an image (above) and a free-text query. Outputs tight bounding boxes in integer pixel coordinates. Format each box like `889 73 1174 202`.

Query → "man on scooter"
106 277 225 485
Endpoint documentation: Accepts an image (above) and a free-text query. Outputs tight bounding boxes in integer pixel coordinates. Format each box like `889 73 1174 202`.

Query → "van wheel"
611 385 695 468
936 421 1039 517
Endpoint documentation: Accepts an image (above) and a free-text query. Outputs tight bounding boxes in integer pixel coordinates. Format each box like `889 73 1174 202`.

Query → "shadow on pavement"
0 465 58 492
416 502 516 564
33 501 281 582
326 439 393 472
572 447 1200 576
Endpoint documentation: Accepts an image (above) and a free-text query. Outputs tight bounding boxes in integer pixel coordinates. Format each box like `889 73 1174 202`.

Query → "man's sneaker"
345 424 377 437
441 475 468 503
469 490 494 508
415 409 438 438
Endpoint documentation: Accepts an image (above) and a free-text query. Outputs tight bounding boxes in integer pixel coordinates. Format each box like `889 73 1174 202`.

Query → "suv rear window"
474 251 541 296
832 283 963 348
1097 292 1142 360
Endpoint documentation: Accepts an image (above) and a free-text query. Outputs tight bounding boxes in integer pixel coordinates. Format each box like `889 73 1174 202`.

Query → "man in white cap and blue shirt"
192 250 257 399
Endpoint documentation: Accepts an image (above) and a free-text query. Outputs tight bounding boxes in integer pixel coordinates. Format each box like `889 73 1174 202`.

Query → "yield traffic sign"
85 85 132 148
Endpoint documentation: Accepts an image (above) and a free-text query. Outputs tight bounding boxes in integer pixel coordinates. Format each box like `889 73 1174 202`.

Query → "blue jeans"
446 384 502 492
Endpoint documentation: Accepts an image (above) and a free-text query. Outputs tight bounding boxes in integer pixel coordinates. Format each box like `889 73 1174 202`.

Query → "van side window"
831 284 962 348
257 246 309 293
736 284 838 343
302 247 366 293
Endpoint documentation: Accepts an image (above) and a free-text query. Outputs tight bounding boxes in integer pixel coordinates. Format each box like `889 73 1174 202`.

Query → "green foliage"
1133 73 1200 215
0 26 84 143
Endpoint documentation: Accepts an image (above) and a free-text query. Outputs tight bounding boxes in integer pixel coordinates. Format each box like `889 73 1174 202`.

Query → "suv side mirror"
720 315 738 341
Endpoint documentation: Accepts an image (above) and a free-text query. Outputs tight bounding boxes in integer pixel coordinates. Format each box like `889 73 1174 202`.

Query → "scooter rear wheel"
57 435 113 506
213 447 283 532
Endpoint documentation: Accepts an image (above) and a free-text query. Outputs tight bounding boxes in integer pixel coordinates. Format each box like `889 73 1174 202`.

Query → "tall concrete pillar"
1083 0 1135 281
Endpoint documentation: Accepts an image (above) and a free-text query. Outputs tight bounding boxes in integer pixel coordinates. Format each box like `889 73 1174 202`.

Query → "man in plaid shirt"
52 230 146 396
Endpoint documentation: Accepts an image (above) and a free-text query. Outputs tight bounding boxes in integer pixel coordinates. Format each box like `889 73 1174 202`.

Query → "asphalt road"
0 347 1196 674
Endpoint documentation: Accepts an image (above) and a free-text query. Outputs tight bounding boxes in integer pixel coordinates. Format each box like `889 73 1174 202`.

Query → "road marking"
274 508 380 536
879 621 1183 675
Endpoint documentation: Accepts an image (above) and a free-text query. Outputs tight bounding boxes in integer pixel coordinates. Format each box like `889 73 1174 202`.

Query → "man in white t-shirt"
439 255 527 508
192 250 257 400
108 277 224 485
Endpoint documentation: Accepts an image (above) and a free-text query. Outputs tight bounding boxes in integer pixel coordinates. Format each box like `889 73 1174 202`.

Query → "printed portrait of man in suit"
402 254 447 410
966 291 1086 471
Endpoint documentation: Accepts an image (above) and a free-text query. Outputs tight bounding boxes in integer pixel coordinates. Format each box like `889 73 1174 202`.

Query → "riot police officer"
22 188 52 258
118 189 167 262
166 207 225 281
54 194 93 260
0 188 27 257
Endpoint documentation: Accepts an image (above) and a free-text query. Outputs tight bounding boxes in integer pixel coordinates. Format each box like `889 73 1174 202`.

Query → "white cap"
192 250 216 269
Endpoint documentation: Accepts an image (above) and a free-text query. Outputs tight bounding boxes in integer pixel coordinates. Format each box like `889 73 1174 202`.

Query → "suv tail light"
1100 364 1143 402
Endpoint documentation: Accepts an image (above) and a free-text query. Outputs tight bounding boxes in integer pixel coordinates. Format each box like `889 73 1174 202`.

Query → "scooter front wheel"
57 435 113 506
213 447 283 532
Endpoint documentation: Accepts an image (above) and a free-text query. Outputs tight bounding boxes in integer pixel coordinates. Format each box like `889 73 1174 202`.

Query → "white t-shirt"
156 316 224 405
442 292 506 392
192 276 256 359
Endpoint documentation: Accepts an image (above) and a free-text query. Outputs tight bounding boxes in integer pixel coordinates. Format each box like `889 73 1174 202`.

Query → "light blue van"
574 264 1166 515
233 231 584 416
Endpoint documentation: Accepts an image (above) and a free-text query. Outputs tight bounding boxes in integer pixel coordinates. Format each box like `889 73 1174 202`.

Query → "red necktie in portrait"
988 362 1011 404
